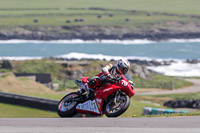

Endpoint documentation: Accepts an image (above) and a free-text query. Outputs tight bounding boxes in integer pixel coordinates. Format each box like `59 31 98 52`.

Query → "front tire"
57 92 79 117
104 94 130 117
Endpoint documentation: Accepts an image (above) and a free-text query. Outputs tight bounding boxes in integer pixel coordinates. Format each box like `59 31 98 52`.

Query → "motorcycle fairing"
76 98 103 115
94 79 134 99
95 98 104 113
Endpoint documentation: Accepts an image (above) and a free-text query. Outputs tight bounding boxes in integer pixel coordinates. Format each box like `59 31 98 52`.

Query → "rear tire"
104 94 130 117
57 92 79 117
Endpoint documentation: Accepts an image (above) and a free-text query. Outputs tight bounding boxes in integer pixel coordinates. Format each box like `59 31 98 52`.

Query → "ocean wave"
147 61 200 77
1 39 200 45
0 39 155 45
56 52 156 61
97 39 155 45
0 56 42 61
56 52 182 62
168 39 200 43
0 52 177 62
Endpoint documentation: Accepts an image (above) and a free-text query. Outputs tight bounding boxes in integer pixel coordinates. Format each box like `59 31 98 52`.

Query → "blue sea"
0 39 200 77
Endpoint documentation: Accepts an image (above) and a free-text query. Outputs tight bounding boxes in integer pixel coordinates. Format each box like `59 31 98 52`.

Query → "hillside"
0 74 56 95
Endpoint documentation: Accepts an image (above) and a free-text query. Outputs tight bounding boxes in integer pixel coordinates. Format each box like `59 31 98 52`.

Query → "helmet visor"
120 66 128 74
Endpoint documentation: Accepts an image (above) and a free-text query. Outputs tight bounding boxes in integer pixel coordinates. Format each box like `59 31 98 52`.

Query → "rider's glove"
107 74 120 83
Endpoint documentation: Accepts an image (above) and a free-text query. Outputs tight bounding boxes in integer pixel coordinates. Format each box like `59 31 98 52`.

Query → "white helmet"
116 59 130 74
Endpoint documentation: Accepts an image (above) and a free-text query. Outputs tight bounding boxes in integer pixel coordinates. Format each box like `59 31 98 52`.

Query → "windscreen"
124 74 133 82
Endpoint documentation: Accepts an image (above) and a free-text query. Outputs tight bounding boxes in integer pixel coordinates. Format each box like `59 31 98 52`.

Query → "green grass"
0 69 11 73
0 103 58 118
123 92 200 117
0 0 200 28
121 92 200 117
53 79 79 91
15 59 62 77
152 92 200 100
134 92 200 106
133 74 192 89
15 92 66 101
0 9 199 28
120 97 165 117
1 0 200 15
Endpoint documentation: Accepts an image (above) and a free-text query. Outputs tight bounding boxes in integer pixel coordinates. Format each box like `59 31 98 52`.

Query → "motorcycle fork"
113 91 120 104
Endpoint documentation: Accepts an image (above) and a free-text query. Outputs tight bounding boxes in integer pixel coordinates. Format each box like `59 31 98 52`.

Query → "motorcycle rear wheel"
104 94 130 117
57 92 79 117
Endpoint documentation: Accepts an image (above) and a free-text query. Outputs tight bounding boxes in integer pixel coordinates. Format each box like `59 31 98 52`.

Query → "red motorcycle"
57 74 135 117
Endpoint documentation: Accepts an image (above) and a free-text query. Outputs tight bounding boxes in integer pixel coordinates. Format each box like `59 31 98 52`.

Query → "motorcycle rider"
78 59 131 97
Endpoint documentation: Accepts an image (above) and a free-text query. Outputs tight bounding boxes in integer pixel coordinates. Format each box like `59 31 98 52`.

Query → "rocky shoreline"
52 56 200 66
1 26 200 41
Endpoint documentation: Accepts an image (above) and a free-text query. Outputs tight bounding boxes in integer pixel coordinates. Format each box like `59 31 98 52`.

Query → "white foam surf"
0 39 155 45
56 52 183 62
147 61 200 77
0 56 42 61
1 39 200 45
56 52 154 61
168 39 200 43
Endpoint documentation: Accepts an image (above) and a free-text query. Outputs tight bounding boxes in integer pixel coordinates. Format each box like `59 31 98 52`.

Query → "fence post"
161 81 164 89
140 78 143 88
171 80 174 90
154 80 157 88
63 78 66 89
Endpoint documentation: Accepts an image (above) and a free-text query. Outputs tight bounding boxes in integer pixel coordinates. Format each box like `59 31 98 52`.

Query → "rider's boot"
78 84 90 100
88 90 95 100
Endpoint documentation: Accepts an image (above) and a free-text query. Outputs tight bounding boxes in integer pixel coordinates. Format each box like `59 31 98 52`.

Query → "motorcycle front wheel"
57 92 79 117
104 94 130 117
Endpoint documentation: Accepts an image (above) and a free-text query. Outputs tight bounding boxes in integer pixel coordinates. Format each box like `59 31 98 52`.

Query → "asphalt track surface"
0 116 200 133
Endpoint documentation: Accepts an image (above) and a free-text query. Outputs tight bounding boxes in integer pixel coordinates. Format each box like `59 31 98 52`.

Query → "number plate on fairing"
121 80 128 86
76 100 100 114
